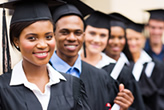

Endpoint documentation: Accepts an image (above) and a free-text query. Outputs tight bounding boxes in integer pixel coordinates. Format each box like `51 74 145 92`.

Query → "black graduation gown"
152 60 164 110
102 63 146 110
138 59 164 110
80 61 119 110
0 72 90 110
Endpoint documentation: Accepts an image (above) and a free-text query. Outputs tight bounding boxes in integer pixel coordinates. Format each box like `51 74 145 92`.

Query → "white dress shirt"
10 60 66 110
96 52 116 68
132 50 155 81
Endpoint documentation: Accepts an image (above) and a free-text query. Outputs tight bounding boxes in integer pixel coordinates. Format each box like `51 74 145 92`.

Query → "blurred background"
0 0 164 74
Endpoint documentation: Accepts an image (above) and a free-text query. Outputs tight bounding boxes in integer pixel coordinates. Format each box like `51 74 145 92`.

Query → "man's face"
54 15 84 59
148 19 164 44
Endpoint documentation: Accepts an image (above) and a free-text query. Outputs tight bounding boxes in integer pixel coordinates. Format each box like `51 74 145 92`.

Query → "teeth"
67 45 76 49
36 53 47 56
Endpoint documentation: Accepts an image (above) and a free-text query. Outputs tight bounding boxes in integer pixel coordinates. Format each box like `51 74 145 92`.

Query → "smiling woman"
0 0 90 110
105 26 126 61
80 11 116 68
11 20 55 66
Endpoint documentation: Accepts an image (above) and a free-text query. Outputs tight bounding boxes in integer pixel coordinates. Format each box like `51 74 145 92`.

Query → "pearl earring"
17 46 19 48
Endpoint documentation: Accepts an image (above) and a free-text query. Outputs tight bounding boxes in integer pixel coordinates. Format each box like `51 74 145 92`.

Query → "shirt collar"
120 52 130 65
96 52 116 68
49 51 81 73
10 60 66 86
137 50 152 64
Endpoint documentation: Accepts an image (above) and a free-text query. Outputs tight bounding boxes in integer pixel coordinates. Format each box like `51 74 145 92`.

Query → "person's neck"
23 61 48 79
56 51 78 66
105 52 120 61
109 55 120 61
150 41 163 54
81 50 102 66
132 52 141 63
22 60 49 93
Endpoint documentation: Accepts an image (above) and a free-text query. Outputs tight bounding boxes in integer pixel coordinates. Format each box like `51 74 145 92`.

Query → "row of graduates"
0 0 134 110
78 9 164 110
49 4 164 110
0 0 164 110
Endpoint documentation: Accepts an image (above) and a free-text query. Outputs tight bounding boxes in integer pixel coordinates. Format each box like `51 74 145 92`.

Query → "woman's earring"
17 46 19 49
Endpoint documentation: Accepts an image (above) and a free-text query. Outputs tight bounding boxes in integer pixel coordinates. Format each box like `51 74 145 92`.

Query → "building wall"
83 0 164 23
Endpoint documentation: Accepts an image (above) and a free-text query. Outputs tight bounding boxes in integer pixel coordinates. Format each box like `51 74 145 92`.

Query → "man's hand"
114 84 134 110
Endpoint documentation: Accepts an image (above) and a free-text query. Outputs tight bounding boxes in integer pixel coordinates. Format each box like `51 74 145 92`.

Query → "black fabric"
108 12 127 29
108 12 144 33
127 22 144 33
0 0 64 9
52 4 83 23
129 60 164 110
63 0 94 18
51 0 94 23
137 66 158 110
102 63 146 110
80 61 119 110
85 11 111 30
0 72 90 110
0 0 65 25
147 59 164 110
72 75 90 110
146 9 164 21
110 20 126 29
10 1 52 25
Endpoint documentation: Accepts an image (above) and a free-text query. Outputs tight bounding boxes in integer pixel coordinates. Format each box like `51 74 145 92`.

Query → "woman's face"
14 20 55 66
126 29 145 54
105 26 126 58
84 25 109 54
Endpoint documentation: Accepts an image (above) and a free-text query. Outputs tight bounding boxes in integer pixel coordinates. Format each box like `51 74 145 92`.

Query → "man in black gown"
49 2 134 110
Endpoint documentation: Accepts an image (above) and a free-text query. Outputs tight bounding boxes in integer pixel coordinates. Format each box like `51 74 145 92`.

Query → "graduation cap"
108 12 128 29
127 22 144 33
51 0 94 23
0 0 65 73
51 0 94 26
85 11 112 30
63 0 94 18
51 4 83 23
0 0 65 25
146 9 164 21
108 12 144 33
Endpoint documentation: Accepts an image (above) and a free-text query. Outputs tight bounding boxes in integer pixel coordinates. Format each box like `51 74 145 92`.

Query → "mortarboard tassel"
83 42 86 58
2 7 11 73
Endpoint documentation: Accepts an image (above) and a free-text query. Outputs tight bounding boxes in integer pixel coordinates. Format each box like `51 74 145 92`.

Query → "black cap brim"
0 0 65 9
128 23 144 32
145 9 164 21
108 12 128 29
51 0 94 23
0 0 66 25
85 11 117 30
64 0 94 17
